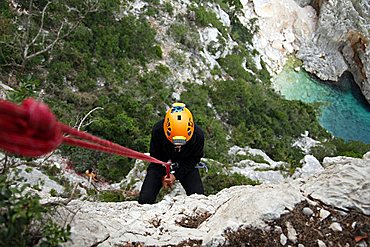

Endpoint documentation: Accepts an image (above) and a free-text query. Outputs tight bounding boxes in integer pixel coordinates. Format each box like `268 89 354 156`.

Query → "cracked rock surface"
57 156 370 246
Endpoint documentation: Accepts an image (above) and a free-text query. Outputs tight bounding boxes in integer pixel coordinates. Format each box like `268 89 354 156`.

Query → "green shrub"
0 3 17 69
169 50 186 65
98 190 126 202
168 23 201 50
96 156 133 183
7 76 41 103
200 161 260 195
144 0 160 3
330 139 370 157
191 5 228 37
311 138 370 161
50 188 58 197
43 164 61 177
207 40 221 56
163 2 174 15
75 71 97 92
118 15 160 63
168 23 189 43
233 153 266 164
202 172 260 195
0 176 70 246
230 18 256 45
61 146 133 183
218 53 255 83
210 0 243 14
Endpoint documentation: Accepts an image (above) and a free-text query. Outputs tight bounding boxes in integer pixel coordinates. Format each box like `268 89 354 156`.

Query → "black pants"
138 168 204 204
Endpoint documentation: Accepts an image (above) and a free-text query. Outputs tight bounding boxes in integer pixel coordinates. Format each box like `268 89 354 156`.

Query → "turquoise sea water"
273 69 370 143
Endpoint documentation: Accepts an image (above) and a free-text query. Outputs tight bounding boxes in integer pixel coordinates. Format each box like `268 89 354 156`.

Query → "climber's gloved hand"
162 174 176 189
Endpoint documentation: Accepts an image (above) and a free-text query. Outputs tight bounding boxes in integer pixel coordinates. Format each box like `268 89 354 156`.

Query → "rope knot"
23 98 59 140
0 98 63 157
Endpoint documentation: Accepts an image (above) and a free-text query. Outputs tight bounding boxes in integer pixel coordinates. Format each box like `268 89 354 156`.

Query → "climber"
85 168 98 182
138 103 205 204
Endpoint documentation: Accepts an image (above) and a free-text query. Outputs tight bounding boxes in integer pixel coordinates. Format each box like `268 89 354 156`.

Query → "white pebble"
280 233 287 245
302 207 314 216
329 222 342 232
319 209 330 221
317 239 327 247
286 221 298 243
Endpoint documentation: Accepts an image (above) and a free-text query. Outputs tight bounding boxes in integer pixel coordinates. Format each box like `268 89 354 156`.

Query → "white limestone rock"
10 165 65 196
232 166 285 184
363 151 370 160
322 156 362 168
228 146 289 183
286 221 298 243
293 131 320 154
296 0 370 103
293 155 324 178
241 0 317 74
48 154 370 246
211 3 230 27
229 146 286 168
301 158 370 215
58 182 303 246
319 208 331 221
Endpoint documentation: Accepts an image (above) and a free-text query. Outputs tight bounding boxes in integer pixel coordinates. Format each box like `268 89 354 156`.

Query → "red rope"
0 98 166 165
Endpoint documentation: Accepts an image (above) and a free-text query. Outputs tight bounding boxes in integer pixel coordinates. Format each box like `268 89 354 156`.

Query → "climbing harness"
195 161 208 173
163 161 208 178
164 161 178 178
0 98 167 166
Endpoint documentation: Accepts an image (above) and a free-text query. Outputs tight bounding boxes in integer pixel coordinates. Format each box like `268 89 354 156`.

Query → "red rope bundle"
0 98 166 165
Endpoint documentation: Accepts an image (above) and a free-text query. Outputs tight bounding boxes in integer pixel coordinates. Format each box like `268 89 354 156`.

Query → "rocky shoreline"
244 0 370 103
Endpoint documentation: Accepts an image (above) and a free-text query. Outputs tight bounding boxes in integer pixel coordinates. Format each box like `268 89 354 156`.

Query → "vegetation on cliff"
0 0 369 244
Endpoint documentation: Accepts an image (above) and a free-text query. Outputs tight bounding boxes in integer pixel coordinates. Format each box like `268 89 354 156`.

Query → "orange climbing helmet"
163 103 194 145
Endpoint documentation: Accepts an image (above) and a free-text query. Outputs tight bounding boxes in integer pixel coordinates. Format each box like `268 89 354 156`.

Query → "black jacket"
147 119 205 180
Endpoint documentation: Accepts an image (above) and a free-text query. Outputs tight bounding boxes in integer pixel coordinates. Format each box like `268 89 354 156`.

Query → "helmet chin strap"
174 145 182 152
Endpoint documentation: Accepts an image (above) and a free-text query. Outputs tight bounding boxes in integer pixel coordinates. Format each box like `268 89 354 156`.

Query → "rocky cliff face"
53 154 370 247
246 0 369 102
240 0 318 74
295 0 370 102
4 144 368 246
